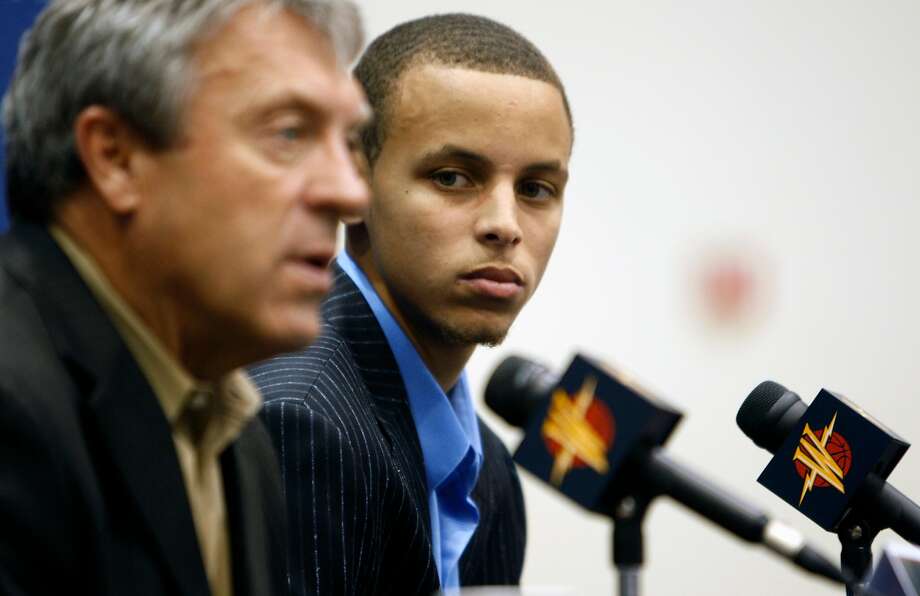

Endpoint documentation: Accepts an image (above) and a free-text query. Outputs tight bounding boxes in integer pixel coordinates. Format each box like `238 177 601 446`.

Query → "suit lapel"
221 427 284 596
324 267 427 471
89 349 211 595
1 223 210 595
323 265 436 564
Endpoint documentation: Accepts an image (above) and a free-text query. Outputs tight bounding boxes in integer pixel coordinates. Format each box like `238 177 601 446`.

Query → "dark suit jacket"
250 264 526 596
0 221 288 596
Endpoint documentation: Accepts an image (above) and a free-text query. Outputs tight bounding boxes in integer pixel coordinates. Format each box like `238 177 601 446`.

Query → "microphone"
486 354 847 584
737 381 920 543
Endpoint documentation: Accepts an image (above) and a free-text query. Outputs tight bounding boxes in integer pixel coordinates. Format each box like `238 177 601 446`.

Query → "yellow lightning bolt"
541 376 610 486
794 412 846 506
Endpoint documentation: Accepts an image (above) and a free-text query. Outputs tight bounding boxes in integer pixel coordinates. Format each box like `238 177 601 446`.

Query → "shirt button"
189 392 209 410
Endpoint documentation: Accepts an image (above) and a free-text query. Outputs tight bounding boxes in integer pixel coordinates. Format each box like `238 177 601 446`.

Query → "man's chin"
435 320 510 348
394 292 515 348
259 312 322 354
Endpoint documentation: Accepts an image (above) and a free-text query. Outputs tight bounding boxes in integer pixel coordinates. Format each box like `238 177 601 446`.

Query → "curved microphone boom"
486 355 847 585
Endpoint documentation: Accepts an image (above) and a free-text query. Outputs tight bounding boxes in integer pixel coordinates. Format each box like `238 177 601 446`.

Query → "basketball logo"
793 412 851 506
541 377 616 486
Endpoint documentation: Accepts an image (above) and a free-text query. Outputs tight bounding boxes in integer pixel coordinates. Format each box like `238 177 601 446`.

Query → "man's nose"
303 133 370 220
475 183 523 247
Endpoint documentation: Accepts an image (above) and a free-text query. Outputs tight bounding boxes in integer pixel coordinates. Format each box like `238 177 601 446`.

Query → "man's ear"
344 221 371 258
73 106 148 215
341 146 372 226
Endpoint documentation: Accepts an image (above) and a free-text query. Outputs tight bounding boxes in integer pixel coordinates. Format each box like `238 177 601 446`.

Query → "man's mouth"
459 266 525 299
292 245 336 269
284 246 336 291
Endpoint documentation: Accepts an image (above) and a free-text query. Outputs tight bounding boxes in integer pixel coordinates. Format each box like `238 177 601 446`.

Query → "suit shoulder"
250 330 370 428
248 329 352 401
0 268 75 413
0 265 44 357
0 273 88 500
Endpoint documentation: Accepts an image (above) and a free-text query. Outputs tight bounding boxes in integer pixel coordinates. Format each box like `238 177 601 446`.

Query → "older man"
251 13 573 595
0 1 368 595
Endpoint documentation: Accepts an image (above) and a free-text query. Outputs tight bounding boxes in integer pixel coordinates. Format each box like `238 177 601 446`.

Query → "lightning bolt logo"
793 412 847 506
541 377 614 486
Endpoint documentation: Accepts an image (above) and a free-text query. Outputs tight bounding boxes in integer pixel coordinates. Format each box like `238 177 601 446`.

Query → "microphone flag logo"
540 376 616 486
793 411 852 506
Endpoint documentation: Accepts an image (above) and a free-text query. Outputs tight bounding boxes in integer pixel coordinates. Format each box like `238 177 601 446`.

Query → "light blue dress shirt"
337 251 483 590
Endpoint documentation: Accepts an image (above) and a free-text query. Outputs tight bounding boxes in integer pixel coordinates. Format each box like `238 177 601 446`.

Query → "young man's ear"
341 146 372 226
72 106 147 215
344 221 371 258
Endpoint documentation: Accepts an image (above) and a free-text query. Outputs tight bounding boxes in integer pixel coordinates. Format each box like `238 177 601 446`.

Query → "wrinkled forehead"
185 4 367 123
212 0 362 65
192 4 338 76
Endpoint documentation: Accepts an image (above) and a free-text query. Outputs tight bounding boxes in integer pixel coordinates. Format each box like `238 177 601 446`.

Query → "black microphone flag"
511 354 681 513
754 388 909 532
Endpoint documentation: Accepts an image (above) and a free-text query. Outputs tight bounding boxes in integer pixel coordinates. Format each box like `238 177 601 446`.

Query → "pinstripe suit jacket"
250 265 526 595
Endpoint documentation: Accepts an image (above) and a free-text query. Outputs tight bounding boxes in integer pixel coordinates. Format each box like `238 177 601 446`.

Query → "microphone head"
736 381 808 453
484 355 556 429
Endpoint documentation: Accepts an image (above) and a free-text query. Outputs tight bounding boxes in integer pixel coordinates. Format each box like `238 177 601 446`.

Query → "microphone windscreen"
737 380 806 452
484 355 555 429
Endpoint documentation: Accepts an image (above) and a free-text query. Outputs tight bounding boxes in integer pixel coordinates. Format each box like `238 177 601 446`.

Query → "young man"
252 13 573 595
0 1 368 595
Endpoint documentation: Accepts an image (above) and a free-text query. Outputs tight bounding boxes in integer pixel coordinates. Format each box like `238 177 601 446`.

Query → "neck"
349 246 474 393
54 196 216 380
412 332 475 394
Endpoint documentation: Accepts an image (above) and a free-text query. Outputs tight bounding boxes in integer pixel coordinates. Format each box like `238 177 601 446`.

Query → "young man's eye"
517 180 556 200
431 170 474 189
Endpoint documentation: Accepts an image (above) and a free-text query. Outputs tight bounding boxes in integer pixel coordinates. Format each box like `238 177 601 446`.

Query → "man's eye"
517 180 556 200
277 126 303 141
261 121 312 163
431 170 474 189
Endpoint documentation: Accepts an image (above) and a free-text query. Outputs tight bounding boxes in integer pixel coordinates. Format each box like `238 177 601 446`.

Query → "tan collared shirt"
50 226 261 596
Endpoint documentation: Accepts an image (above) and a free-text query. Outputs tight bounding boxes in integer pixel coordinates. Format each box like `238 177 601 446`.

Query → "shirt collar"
337 251 482 489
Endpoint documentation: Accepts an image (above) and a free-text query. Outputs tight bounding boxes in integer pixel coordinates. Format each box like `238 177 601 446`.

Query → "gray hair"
2 0 363 222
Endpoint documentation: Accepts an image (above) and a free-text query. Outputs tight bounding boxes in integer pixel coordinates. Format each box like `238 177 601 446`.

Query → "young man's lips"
460 266 524 299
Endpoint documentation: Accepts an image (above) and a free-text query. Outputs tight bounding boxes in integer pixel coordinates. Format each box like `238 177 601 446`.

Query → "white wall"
357 2 920 594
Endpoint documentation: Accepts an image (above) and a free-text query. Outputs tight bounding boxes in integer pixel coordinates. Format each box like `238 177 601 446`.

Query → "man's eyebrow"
419 144 569 182
420 144 492 166
251 88 370 125
522 160 569 184
247 92 322 119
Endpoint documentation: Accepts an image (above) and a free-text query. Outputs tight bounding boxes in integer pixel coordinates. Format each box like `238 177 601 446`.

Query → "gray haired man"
0 1 369 595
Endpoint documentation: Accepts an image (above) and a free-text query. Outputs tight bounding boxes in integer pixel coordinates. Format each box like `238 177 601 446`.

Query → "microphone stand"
835 475 920 596
836 513 877 596
606 446 848 595
612 492 652 596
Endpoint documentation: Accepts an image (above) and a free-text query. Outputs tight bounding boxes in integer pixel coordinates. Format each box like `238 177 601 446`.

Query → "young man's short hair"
354 13 573 164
